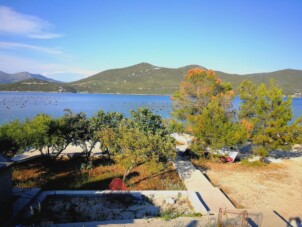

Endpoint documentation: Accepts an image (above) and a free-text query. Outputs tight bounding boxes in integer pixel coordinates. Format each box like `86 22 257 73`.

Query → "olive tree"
112 108 175 182
0 120 27 157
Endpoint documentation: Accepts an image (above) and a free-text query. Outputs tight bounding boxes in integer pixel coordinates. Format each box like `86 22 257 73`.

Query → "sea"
0 92 301 125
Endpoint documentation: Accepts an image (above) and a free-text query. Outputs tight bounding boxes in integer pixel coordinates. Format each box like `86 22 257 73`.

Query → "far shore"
1 90 301 98
0 90 171 96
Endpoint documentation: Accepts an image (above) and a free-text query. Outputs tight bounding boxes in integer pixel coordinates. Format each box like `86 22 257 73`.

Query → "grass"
160 209 201 221
12 157 185 190
240 158 268 167
191 157 279 172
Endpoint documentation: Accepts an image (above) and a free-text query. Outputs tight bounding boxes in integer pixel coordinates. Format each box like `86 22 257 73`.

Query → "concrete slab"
173 157 235 214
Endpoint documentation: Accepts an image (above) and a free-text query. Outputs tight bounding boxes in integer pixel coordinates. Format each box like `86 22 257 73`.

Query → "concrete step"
173 158 236 214
199 188 235 213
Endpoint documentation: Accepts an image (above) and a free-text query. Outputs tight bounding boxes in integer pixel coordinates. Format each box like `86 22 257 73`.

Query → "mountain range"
0 71 61 84
0 63 302 95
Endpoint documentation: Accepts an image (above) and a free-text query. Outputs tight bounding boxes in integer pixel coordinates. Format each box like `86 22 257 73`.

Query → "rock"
292 144 302 152
247 156 261 162
264 157 283 163
165 197 176 204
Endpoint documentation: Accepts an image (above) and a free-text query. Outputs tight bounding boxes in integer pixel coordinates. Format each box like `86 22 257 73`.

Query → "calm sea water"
0 92 301 125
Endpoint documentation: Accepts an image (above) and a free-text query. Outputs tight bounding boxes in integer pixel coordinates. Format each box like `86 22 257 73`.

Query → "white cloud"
0 6 62 39
0 54 97 82
0 41 64 55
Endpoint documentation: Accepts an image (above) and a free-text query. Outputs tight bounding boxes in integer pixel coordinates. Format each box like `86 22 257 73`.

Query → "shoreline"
0 90 172 96
0 90 300 98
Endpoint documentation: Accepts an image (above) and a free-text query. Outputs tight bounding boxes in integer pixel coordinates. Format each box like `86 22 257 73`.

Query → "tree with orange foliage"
172 68 234 120
172 68 248 156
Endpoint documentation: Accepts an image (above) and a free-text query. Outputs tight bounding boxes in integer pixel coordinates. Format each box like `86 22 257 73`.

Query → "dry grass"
12 157 185 191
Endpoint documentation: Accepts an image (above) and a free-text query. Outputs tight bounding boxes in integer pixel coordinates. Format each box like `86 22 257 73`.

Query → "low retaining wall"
34 190 209 215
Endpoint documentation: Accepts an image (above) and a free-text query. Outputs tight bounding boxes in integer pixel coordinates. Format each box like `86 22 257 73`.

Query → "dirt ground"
193 157 302 221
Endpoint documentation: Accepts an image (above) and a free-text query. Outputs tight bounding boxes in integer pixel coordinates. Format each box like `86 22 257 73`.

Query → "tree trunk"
87 141 96 158
122 167 132 182
55 143 69 158
105 147 111 159
39 148 44 156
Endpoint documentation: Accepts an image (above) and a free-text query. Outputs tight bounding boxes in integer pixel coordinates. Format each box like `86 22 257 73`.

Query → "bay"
0 92 301 125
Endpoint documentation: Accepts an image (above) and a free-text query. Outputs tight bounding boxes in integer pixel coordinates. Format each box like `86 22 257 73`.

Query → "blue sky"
0 0 301 82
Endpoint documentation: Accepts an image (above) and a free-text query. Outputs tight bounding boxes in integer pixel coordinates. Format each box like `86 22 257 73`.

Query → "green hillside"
70 63 202 94
0 63 301 95
71 63 302 95
0 79 76 93
216 69 302 95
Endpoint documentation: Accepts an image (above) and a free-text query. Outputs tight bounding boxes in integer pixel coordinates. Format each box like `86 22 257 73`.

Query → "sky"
0 0 301 82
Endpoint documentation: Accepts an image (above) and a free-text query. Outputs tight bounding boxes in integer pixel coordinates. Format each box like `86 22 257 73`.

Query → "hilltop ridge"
1 63 302 95
0 71 61 84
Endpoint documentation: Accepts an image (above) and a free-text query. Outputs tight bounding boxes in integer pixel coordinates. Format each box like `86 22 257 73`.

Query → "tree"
172 68 246 156
191 100 248 154
49 109 87 158
172 68 234 120
24 114 53 156
130 107 165 134
291 116 302 144
0 120 27 157
89 111 124 158
238 79 293 156
113 108 175 182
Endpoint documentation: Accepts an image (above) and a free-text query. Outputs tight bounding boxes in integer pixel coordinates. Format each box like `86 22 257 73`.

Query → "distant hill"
0 71 61 84
70 63 302 95
0 78 76 93
70 63 205 94
0 63 301 95
216 69 302 95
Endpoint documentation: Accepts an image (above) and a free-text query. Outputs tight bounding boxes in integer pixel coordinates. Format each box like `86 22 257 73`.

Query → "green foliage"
160 209 201 221
69 110 123 157
290 116 302 144
130 107 165 135
239 79 294 156
253 147 269 157
71 65 302 95
240 158 267 167
172 68 234 120
0 78 76 93
1 107 175 182
172 69 247 156
112 108 176 181
0 120 26 156
165 118 185 133
48 109 88 157
25 114 53 154
191 101 247 154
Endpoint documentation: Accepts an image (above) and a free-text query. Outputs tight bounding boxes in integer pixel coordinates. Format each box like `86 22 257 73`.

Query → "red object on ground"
225 157 233 162
109 178 128 190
